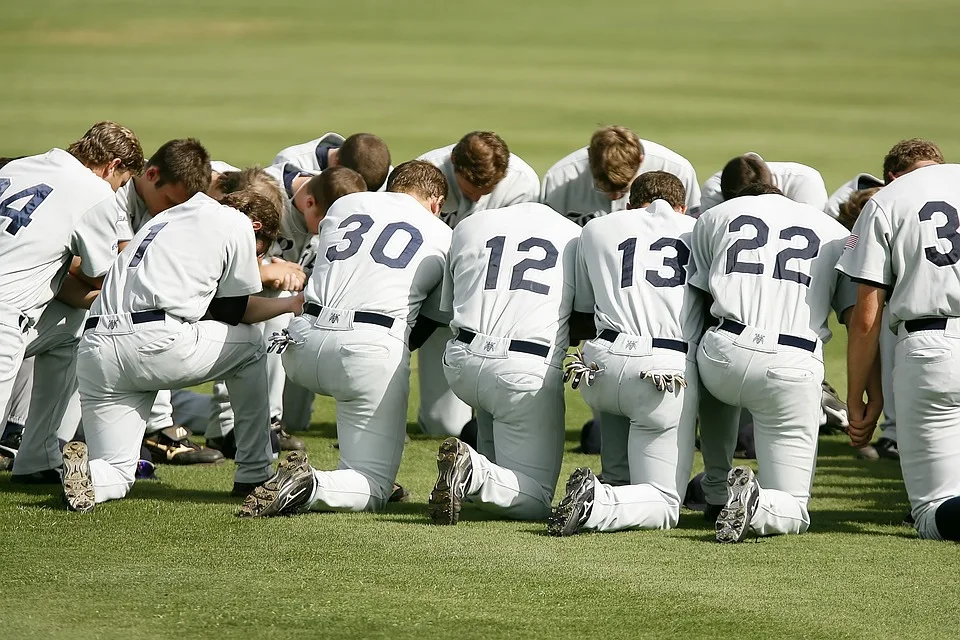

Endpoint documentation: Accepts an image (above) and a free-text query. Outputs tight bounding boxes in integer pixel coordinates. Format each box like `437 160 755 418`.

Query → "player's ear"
144 165 161 182
678 204 687 214
250 221 262 232
431 196 445 216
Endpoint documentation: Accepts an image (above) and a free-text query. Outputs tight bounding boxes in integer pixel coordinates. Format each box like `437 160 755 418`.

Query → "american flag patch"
844 234 859 250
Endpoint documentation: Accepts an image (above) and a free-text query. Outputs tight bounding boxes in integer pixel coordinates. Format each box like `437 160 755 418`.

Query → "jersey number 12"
483 236 559 295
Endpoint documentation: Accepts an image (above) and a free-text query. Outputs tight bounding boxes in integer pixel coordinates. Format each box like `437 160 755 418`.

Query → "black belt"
718 319 816 353
904 318 948 333
84 309 166 332
597 329 688 354
456 329 550 358
303 302 395 329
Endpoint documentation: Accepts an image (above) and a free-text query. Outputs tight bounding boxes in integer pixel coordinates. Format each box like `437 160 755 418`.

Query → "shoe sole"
428 438 465 525
237 451 311 518
62 442 95 514
547 467 593 537
716 467 757 544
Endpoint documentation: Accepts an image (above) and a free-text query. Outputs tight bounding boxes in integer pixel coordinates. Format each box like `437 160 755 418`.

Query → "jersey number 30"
0 179 53 236
326 214 423 269
724 215 821 287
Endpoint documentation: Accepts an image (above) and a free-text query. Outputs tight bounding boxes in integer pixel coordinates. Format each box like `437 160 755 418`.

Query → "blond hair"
67 121 144 175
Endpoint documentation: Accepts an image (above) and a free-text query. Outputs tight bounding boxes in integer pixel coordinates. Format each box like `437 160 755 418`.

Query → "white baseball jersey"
0 149 120 320
824 173 884 220
211 160 240 174
114 178 150 242
417 144 540 228
540 140 701 226
690 193 855 342
440 202 580 348
837 164 960 331
575 199 704 345
272 133 346 171
307 191 452 326
94 192 262 322
699 157 828 214
262 162 319 264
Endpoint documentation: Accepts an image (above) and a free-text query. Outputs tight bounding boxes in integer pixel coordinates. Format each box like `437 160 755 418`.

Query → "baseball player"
838 160 960 542
62 189 296 512
238 161 451 517
691 182 856 542
425 200 581 524
699 153 828 214
548 172 703 535
414 131 541 442
273 132 392 191
0 122 143 482
825 173 884 221
541 125 701 226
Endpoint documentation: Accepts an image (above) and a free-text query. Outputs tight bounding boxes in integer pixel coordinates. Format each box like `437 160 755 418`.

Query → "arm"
56 273 100 309
568 311 595 344
845 284 887 447
260 258 306 292
242 293 303 324
68 256 105 290
409 316 442 351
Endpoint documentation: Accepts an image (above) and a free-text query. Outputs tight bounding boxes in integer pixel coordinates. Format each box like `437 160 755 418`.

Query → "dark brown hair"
882 139 944 182
308 166 366 211
148 138 211 195
387 160 447 201
339 133 391 191
451 131 509 190
629 171 686 209
221 189 281 247
720 155 774 201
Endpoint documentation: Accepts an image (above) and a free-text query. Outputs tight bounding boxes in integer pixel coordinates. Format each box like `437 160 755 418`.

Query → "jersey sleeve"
439 246 455 314
835 199 894 289
792 172 829 211
831 272 858 320
572 231 595 314
420 281 451 324
689 215 715 292
501 170 540 208
71 196 121 278
216 218 264 298
540 170 565 213
682 167 702 212
698 172 723 214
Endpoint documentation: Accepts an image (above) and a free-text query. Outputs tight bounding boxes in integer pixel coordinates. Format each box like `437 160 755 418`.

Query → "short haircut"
307 166 366 211
217 166 285 216
386 160 447 201
838 187 882 231
588 126 644 193
339 133 391 191
451 131 509 190
147 138 212 195
882 139 944 181
734 182 783 198
628 171 686 209
720 155 774 201
67 121 144 175
221 189 281 248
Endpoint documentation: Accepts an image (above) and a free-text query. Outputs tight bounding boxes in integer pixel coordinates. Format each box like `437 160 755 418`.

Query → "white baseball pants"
578 335 698 531
418 328 472 437
698 326 823 536
281 313 410 512
77 315 274 502
441 333 565 521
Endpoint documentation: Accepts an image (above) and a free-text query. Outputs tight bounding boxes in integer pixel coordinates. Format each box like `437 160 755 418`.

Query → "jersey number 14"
0 179 53 236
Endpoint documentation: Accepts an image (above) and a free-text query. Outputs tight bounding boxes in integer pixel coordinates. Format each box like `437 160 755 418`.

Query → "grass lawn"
3 1 960 638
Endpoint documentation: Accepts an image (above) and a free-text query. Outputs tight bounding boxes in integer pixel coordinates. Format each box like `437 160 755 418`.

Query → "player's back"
272 133 346 170
0 149 116 316
577 200 702 344
445 202 580 349
308 191 451 326
692 194 850 341
95 193 261 322
865 163 960 324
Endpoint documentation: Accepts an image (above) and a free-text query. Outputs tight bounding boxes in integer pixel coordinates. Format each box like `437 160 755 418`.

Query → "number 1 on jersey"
128 223 168 268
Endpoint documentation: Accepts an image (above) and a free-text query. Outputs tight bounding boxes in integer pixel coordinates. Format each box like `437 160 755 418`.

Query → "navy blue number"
129 222 168 268
371 221 423 269
773 227 820 286
725 215 769 275
646 237 690 288
484 236 506 290
325 214 375 262
0 178 54 236
617 238 637 287
510 237 558 294
919 201 960 267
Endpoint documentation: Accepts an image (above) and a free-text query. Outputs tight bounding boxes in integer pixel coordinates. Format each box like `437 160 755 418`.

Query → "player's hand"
261 258 306 292
846 392 883 448
288 292 305 316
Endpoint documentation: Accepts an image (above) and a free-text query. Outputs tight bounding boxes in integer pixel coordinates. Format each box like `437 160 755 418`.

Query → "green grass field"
3 1 960 638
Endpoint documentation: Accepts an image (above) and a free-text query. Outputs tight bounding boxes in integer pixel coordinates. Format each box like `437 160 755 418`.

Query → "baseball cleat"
875 437 900 460
547 467 596 537
389 482 411 503
237 451 315 518
62 441 95 514
715 466 760 543
428 437 473 525
144 425 225 465
271 418 305 452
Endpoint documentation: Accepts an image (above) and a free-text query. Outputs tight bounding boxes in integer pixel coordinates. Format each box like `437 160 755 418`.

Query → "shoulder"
770 161 824 181
544 147 589 180
639 139 694 170
506 152 539 181
417 144 456 167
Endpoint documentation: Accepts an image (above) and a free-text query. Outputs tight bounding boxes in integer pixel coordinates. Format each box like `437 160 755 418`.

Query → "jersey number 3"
325 214 423 269
484 236 559 295
919 201 960 267
0 178 53 236
724 215 820 287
